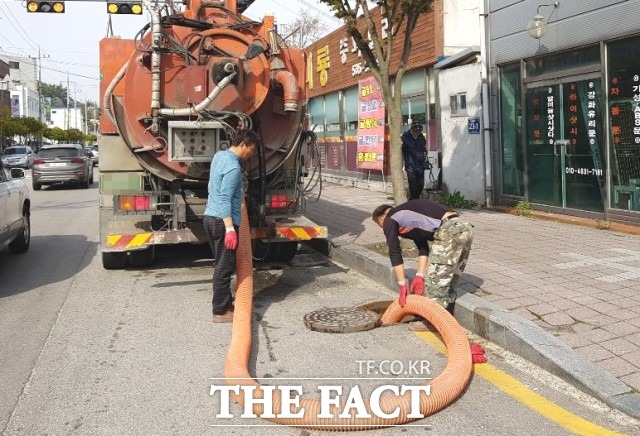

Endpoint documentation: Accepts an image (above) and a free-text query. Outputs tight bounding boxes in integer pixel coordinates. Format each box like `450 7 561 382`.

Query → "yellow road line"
415 331 623 436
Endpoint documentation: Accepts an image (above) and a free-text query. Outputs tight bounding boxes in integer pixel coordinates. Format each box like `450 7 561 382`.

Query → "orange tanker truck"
99 0 326 269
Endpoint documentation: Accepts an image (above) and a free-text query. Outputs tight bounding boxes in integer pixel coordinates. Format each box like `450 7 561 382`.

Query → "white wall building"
9 85 41 119
0 55 42 120
49 106 84 131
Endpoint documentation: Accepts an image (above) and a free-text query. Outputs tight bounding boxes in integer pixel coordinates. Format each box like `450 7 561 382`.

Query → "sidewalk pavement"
303 182 640 419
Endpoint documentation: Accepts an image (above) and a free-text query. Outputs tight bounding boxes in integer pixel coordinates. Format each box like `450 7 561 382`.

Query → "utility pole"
66 74 70 130
83 93 88 136
29 46 49 149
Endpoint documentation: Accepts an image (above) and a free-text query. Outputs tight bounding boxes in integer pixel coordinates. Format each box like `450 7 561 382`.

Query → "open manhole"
303 306 380 333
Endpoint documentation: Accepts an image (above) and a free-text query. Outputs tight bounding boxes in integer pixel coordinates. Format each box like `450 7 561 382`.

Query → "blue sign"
468 118 481 134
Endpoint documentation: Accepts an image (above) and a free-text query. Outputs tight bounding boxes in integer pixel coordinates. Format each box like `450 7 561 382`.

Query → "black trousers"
407 171 425 200
204 216 237 315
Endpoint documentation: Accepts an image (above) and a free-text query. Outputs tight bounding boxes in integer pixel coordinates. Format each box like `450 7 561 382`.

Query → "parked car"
1 145 36 169
0 163 30 254
32 144 94 190
90 145 99 166
84 147 98 167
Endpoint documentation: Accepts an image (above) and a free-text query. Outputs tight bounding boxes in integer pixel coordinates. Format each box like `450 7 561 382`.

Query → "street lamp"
527 2 559 39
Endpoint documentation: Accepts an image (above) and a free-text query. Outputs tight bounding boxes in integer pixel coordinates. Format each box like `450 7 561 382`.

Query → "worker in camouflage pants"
372 200 473 330
424 216 474 309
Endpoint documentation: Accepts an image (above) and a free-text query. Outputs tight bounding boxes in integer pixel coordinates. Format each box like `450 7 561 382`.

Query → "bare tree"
280 13 325 48
319 0 433 204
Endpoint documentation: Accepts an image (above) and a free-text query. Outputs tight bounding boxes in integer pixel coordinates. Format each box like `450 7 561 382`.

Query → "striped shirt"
382 199 450 266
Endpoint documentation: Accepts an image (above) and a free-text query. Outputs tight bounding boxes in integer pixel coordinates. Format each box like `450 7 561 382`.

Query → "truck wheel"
33 182 41 191
251 240 272 262
82 176 90 189
102 252 127 269
129 247 155 268
9 208 30 254
274 242 298 262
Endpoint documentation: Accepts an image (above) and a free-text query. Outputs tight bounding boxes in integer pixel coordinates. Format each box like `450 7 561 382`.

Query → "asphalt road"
0 170 638 435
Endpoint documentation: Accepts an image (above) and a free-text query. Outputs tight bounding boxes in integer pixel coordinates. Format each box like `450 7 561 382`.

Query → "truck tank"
99 0 326 268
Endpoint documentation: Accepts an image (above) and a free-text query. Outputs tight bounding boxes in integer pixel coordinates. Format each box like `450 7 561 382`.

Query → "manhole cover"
303 307 380 333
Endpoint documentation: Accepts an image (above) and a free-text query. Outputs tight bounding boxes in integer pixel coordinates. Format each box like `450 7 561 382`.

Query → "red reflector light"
134 196 150 210
118 195 151 212
268 193 289 208
71 158 84 163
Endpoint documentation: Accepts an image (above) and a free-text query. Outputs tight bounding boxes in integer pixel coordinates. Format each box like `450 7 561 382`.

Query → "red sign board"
356 76 385 170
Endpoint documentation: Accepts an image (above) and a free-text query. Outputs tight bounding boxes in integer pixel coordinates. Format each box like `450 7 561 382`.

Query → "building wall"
1 55 38 91
305 4 439 98
488 0 640 224
50 107 83 131
443 0 481 56
488 0 640 65
438 63 485 203
10 86 40 119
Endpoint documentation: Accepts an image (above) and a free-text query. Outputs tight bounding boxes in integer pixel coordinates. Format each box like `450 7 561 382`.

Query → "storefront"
490 0 640 224
305 1 480 190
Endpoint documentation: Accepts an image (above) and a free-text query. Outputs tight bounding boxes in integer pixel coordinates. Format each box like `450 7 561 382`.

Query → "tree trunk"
386 92 407 205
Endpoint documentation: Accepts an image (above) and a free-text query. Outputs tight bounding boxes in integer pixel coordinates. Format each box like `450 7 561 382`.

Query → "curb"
314 236 640 420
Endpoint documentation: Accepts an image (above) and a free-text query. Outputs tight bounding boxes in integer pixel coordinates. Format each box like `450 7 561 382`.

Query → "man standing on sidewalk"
204 129 258 323
372 200 474 328
401 122 428 200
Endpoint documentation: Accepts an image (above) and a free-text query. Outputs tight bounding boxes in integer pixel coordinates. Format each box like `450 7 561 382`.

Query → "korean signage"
527 87 558 146
306 6 435 97
563 80 603 178
609 74 640 150
356 76 385 170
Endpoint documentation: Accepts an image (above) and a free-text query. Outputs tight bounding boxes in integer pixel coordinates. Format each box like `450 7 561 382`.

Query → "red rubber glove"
224 227 238 250
398 281 408 307
410 273 425 296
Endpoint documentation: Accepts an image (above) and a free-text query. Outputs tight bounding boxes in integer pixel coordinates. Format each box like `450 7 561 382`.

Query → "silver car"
32 144 94 190
1 146 36 169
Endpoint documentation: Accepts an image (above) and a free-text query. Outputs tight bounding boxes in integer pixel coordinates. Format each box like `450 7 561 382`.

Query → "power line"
292 0 341 24
0 1 38 51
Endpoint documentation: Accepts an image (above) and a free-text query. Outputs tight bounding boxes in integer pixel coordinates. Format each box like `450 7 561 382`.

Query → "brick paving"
304 182 640 391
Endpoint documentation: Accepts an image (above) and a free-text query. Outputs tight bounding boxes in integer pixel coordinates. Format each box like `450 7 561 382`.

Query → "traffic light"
106 2 143 15
26 1 65 13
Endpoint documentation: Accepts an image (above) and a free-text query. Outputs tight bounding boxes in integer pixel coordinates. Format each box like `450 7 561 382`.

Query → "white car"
0 163 30 254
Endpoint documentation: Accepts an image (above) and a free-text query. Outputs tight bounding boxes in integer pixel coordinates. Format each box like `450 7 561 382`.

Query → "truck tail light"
266 192 292 209
71 158 85 164
117 195 151 212
33 159 45 165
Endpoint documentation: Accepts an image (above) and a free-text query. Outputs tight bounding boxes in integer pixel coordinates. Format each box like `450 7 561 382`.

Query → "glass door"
525 77 605 212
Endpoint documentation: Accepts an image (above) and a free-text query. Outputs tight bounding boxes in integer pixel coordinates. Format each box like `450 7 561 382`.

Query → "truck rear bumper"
105 229 203 250
101 210 327 251
251 215 328 241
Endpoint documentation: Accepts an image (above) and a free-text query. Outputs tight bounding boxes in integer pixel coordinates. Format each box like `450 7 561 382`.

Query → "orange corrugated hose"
224 200 473 430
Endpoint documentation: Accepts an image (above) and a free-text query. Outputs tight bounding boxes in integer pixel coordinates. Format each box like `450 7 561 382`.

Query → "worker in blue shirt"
204 129 259 323
401 122 428 200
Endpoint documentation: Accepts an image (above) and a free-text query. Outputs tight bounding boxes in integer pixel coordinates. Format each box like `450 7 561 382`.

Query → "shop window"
308 98 324 132
450 92 467 116
500 64 524 197
344 87 358 131
324 92 340 133
607 36 640 212
401 69 426 97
